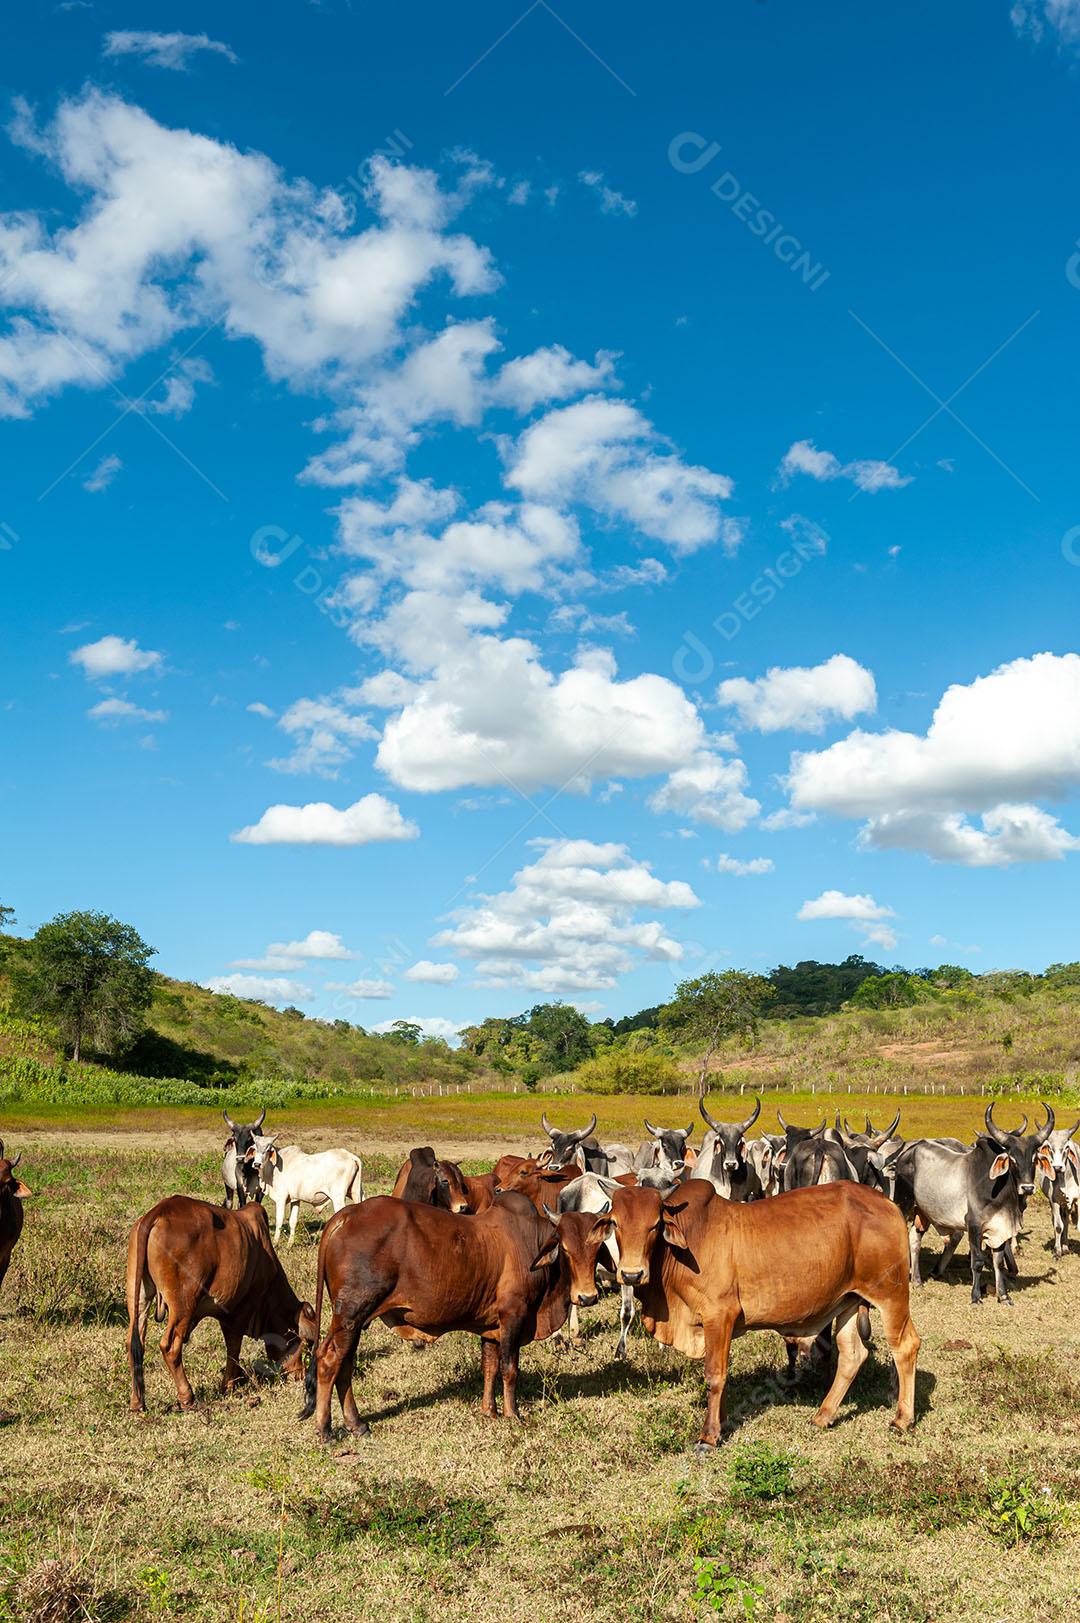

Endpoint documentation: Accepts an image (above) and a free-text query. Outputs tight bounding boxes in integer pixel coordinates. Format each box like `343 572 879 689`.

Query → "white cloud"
204 974 312 1004
778 438 911 493
102 31 238 70
760 807 816 831
503 397 739 554
87 697 167 725
432 837 699 993
83 452 121 492
70 633 162 679
231 793 419 846
717 654 876 734
247 701 275 719
578 171 638 217
371 1015 461 1041
143 355 212 416
1011 1 1080 46
786 653 1080 863
231 929 354 971
798 890 895 922
403 960 460 984
708 854 774 876
648 753 760 832
327 978 395 999
491 344 618 414
268 696 377 777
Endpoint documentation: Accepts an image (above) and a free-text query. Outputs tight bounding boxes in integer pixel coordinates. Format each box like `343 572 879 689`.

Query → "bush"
573 1048 683 1094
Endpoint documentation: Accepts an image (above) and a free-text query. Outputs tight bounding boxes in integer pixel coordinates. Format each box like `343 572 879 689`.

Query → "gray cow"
1037 1118 1080 1259
540 1112 606 1173
634 1119 695 1181
691 1096 763 1200
891 1104 1055 1306
222 1109 269 1207
745 1132 785 1197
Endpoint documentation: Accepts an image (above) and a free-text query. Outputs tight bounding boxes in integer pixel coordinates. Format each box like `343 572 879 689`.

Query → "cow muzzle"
573 1291 599 1308
619 1268 645 1286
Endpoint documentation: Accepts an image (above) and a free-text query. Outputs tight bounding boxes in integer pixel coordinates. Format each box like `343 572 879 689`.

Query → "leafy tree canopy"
660 970 775 1095
16 909 156 1063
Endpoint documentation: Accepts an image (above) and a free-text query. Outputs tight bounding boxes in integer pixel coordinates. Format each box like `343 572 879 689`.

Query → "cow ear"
225 1135 236 1149
530 1235 562 1270
298 1303 318 1342
662 1216 687 1248
1067 1144 1080 1174
540 1169 570 1182
775 1146 787 1167
1037 1146 1055 1179
989 1152 1012 1179
14 1181 32 1198
587 1215 615 1245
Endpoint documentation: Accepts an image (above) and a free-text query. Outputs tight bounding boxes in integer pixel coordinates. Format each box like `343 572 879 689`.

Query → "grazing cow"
891 1105 1055 1305
0 1150 31 1293
391 1147 469 1212
300 1192 568 1440
692 1096 763 1201
1037 1119 1080 1258
633 1180 920 1449
639 1119 695 1180
540 1112 605 1173
222 1109 268 1207
257 1144 364 1246
126 1196 316 1413
552 1177 668 1358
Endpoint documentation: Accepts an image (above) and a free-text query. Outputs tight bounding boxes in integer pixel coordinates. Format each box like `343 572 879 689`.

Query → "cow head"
642 1118 694 1175
224 1109 267 1200
540 1112 598 1170
595 1186 665 1286
697 1095 761 1195
984 1102 1055 1195
435 1159 473 1214
543 1206 609 1306
0 1153 31 1200
1035 1120 1080 1191
494 1157 579 1205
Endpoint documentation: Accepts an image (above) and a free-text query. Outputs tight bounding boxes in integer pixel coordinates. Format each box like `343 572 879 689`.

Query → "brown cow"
126 1196 317 1413
391 1147 470 1212
299 1191 567 1442
494 1158 584 1211
0 1151 31 1293
635 1180 920 1449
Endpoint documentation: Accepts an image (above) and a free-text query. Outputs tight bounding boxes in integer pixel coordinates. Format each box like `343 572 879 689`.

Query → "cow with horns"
0 1142 31 1295
691 1096 763 1201
637 1119 695 1181
1037 1118 1080 1259
539 1112 606 1173
221 1109 269 1208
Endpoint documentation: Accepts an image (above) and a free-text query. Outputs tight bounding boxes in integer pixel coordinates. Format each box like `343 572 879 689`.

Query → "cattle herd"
0 1101 1076 1454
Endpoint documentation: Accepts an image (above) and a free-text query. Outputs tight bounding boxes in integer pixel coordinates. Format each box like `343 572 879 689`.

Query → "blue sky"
3 1 1080 1038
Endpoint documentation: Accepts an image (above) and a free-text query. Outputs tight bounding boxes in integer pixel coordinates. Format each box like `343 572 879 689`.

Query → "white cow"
257 1143 364 1246
1038 1121 1080 1259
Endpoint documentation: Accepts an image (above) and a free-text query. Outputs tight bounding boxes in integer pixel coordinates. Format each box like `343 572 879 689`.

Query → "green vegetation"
13 909 156 1062
660 971 776 1095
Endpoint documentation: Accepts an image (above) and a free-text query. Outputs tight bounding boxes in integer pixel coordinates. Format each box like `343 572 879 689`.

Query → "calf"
0 1151 31 1294
126 1196 316 1412
299 1192 568 1440
258 1144 364 1245
551 1179 666 1358
637 1180 920 1449
1037 1119 1080 1259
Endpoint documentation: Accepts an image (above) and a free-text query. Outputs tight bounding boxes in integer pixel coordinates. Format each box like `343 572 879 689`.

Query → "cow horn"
1067 1118 1080 1142
864 1115 874 1134
740 1095 761 1135
223 1110 238 1132
1016 1114 1028 1135
643 1118 661 1137
877 1108 901 1141
540 1112 556 1139
699 1097 722 1132
570 1114 598 1143
1035 1103 1056 1146
843 1116 858 1136
809 1118 826 1136
776 1109 789 1131
9 1152 19 1169
254 1108 266 1131
0 1138 4 1157
684 1123 695 1139
834 1110 842 1131
984 1103 1009 1147
542 1204 562 1224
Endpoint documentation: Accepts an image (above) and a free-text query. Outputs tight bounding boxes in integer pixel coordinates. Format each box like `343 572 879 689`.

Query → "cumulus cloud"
83 452 121 492
648 753 760 832
503 397 739 554
717 654 876 734
797 890 895 922
432 838 699 993
231 929 354 970
778 439 911 493
70 634 162 679
327 978 395 999
267 697 377 777
785 653 1080 863
404 960 460 984
708 854 774 876
231 793 419 846
204 973 311 1004
87 698 167 725
102 31 238 70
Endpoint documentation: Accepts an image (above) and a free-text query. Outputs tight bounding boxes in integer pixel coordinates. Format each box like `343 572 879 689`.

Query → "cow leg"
271 1199 284 1247
287 1203 300 1247
876 1299 920 1432
310 1310 367 1443
220 1321 247 1394
480 1338 499 1418
991 1245 1014 1307
932 1231 962 1279
497 1319 526 1420
696 1314 736 1450
908 1223 923 1287
968 1222 985 1305
1003 1239 1019 1277
812 1304 867 1430
160 1314 197 1410
334 1345 368 1436
615 1285 635 1360
1054 1198 1068 1259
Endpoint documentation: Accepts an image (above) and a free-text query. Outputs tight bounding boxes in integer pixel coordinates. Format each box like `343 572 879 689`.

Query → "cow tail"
348 1158 364 1204
813 1143 827 1186
301 1236 327 1417
126 1212 154 1410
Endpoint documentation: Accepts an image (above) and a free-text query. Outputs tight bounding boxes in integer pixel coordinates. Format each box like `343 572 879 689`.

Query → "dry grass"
1 1119 1078 1623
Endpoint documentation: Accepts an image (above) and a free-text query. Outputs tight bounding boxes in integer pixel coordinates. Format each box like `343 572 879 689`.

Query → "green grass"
1 1125 1078 1621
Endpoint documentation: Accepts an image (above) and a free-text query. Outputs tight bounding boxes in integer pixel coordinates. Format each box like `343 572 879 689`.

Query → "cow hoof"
997 1296 1014 1309
297 1401 315 1422
693 1440 717 1456
810 1409 834 1429
479 1408 500 1422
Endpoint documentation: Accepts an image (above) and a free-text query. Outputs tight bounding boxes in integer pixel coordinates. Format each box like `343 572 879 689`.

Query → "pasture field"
1 1099 1078 1623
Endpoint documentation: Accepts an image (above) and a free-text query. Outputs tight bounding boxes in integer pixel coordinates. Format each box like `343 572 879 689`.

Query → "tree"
849 971 921 1010
525 1001 596 1071
0 902 14 933
16 909 156 1062
660 971 776 1096
384 1019 422 1046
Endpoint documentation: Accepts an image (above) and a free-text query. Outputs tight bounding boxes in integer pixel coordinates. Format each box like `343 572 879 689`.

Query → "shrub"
728 1442 799 1502
574 1049 682 1094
